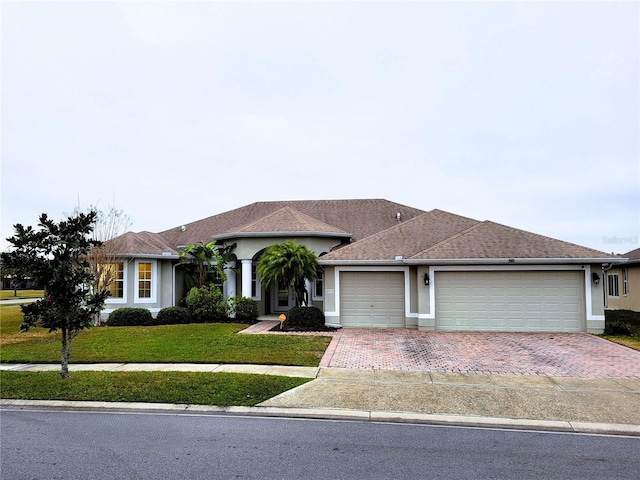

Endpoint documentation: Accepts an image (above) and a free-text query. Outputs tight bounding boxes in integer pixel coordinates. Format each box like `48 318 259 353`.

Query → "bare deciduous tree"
83 204 132 325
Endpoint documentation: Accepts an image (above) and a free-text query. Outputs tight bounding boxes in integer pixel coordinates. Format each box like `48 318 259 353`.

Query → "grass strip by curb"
0 371 310 406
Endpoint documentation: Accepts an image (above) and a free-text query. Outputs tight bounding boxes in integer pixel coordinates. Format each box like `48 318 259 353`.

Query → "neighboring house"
605 247 640 312
101 199 623 333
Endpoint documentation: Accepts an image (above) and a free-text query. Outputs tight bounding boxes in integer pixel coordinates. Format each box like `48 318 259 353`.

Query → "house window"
313 270 324 300
107 263 124 298
608 273 620 298
104 262 127 303
135 260 156 303
622 268 628 296
251 263 258 298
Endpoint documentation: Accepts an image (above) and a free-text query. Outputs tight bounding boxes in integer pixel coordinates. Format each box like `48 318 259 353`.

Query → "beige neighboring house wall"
606 265 640 312
605 247 640 313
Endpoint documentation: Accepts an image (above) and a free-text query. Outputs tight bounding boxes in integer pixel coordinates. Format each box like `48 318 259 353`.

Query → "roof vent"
396 212 401 221
181 226 186 232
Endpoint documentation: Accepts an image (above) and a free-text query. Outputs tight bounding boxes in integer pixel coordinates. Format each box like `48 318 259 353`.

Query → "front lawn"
0 306 331 366
0 371 310 406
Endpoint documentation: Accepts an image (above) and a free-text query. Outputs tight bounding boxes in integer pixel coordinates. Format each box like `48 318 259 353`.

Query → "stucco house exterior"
101 199 623 333
605 247 640 312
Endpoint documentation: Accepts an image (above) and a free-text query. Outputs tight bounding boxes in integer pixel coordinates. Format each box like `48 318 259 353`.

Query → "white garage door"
435 271 585 332
340 272 405 328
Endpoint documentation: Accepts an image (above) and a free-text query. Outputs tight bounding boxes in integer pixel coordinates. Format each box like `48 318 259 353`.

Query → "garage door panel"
340 272 405 328
436 271 585 332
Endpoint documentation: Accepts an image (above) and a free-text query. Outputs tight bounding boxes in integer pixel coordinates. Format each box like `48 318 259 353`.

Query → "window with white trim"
104 262 126 303
608 273 620 298
135 260 156 303
622 268 628 296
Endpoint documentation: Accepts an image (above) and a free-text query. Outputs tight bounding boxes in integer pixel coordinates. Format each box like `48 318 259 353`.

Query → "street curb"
2 399 639 437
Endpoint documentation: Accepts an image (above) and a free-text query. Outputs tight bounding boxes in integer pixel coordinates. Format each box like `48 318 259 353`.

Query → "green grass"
0 289 43 300
0 371 310 406
0 306 332 366
601 335 640 352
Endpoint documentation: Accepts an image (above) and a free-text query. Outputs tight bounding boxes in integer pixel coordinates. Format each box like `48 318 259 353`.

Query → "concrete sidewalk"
2 363 639 436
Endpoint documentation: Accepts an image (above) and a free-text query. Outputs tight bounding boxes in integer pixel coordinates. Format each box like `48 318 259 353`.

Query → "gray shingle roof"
110 199 615 262
409 221 611 259
320 209 479 261
107 231 180 257
159 199 426 246
212 206 350 239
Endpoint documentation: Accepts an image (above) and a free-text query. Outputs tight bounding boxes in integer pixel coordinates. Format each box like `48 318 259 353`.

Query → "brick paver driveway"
320 329 640 378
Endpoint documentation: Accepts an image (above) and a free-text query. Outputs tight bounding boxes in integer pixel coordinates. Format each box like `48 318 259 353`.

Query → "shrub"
605 310 640 337
285 306 325 329
107 308 154 327
230 297 259 323
185 285 227 322
604 320 634 337
156 306 192 325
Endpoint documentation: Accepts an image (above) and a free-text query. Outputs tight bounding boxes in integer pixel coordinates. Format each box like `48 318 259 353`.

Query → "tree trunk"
60 327 71 379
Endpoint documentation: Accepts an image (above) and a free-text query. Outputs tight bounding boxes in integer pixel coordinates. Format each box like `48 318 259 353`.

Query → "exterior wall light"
592 272 600 286
423 273 430 285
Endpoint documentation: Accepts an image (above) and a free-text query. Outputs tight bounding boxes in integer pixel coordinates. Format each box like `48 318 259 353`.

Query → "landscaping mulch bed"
269 324 340 333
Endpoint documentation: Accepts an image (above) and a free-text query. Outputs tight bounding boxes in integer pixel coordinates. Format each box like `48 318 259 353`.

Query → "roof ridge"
331 210 439 248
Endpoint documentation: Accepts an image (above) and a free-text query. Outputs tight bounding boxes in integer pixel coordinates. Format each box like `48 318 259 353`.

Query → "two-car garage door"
435 271 585 332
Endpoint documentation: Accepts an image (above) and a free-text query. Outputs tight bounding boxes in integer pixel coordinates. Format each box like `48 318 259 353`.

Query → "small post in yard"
279 313 286 330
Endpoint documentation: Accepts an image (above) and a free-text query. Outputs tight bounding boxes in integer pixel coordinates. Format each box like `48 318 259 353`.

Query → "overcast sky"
2 1 638 254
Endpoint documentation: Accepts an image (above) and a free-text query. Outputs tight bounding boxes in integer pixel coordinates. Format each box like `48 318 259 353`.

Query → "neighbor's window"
313 270 324 299
137 262 153 300
608 273 620 298
622 268 628 296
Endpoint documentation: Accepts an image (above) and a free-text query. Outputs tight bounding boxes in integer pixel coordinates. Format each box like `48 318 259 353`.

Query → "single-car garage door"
435 271 585 332
340 272 405 328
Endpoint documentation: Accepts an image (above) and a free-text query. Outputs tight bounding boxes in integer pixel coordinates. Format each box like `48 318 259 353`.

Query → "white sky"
1 0 639 254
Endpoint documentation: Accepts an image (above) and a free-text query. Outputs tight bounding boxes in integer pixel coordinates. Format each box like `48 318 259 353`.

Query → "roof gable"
212 206 350 239
410 221 611 259
320 209 480 261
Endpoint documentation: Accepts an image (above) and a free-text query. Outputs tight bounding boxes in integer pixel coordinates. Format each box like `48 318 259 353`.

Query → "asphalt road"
1 408 638 480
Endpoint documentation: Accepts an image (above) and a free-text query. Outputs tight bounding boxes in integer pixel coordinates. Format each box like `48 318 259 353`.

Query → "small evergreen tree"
1 211 108 378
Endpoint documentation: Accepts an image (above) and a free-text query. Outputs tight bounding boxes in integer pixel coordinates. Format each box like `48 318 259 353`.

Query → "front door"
273 279 296 312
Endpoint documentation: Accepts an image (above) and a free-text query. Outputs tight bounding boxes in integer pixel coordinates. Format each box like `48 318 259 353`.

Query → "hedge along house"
101 199 623 333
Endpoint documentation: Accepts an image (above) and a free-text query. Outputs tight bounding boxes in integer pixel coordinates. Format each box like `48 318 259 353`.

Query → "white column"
241 259 252 298
223 261 236 298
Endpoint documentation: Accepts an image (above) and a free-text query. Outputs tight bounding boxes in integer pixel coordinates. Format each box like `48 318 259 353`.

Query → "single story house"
605 247 640 312
101 199 623 333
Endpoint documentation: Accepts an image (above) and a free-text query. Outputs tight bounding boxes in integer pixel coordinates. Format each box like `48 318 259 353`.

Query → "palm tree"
257 240 319 307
